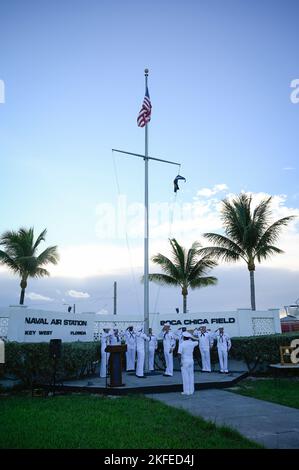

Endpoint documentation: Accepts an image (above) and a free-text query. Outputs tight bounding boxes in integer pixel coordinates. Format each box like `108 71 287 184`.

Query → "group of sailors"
99 323 231 395
100 326 158 378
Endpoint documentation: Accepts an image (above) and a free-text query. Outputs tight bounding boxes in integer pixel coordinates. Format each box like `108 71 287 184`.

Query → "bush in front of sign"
3 341 100 387
230 332 299 373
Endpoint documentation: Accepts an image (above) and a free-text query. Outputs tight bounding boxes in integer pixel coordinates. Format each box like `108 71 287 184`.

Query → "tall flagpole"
112 68 181 372
144 68 150 371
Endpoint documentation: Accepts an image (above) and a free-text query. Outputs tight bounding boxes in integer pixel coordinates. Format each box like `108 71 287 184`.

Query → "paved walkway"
146 389 299 449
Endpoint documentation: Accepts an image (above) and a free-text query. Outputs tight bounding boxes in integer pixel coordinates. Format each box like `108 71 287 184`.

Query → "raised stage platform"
50 370 248 395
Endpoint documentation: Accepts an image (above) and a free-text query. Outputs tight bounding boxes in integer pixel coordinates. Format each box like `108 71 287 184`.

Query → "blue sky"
0 0 299 314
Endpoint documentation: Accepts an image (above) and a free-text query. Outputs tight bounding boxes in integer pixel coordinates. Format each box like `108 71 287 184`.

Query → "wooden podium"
105 344 127 387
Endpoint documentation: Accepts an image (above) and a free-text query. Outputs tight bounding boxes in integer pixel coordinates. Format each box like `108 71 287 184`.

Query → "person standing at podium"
100 328 112 378
110 328 122 345
135 327 150 378
124 326 137 371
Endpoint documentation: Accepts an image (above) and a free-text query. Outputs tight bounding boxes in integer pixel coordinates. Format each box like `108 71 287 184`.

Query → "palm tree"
0 227 59 305
201 193 295 310
147 238 218 313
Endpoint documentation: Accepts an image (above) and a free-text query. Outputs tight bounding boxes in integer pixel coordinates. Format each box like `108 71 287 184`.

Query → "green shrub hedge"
156 333 299 372
2 341 100 386
229 332 299 372
2 332 298 385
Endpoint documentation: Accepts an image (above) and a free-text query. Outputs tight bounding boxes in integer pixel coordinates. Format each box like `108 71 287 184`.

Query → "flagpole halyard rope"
112 149 142 314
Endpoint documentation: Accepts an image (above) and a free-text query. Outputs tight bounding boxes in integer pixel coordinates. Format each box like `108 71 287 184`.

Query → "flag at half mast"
137 86 152 127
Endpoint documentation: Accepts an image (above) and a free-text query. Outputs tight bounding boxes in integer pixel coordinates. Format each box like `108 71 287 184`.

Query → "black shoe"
136 375 146 378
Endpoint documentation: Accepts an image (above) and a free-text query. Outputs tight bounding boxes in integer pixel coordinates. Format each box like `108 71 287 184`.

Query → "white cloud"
96 308 109 315
26 292 54 302
283 167 295 170
47 186 299 278
196 183 229 198
66 289 90 298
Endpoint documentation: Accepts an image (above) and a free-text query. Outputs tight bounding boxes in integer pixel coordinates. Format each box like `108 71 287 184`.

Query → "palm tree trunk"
249 270 256 311
19 288 25 305
183 294 187 313
19 278 27 305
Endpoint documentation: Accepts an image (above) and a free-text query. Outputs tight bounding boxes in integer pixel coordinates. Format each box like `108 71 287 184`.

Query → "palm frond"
147 273 180 287
0 250 20 274
252 197 272 233
0 227 59 282
33 267 50 278
169 238 186 273
0 227 36 257
189 276 218 289
203 233 246 257
221 194 252 245
149 239 218 296
254 216 296 257
199 246 243 263
33 228 47 251
255 245 284 263
151 253 180 279
36 246 59 266
188 256 218 280
185 241 203 273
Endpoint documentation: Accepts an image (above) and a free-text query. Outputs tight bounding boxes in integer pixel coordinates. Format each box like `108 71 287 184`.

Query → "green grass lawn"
229 378 299 409
0 393 261 449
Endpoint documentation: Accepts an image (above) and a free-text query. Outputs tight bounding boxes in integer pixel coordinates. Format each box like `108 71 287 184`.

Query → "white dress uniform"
135 330 150 377
174 329 184 346
110 330 122 345
214 332 231 373
178 335 197 395
159 328 176 376
194 329 213 372
124 329 137 371
148 333 158 371
100 330 111 378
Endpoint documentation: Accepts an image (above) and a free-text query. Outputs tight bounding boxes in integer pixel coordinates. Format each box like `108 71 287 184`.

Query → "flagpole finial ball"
144 68 149 75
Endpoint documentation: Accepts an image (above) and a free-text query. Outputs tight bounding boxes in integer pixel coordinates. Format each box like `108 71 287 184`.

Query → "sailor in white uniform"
175 327 187 346
178 331 198 395
135 327 149 377
148 328 158 372
124 326 137 371
110 328 122 345
194 326 213 372
100 328 112 378
159 323 176 376
213 327 232 373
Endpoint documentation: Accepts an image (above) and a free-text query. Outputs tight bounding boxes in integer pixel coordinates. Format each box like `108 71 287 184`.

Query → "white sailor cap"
164 322 171 327
182 331 193 339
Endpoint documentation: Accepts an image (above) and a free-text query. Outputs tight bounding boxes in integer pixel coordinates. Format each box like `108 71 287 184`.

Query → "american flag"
137 86 152 127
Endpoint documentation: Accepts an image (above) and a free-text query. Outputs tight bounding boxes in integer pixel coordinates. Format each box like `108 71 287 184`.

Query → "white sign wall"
94 309 281 337
2 306 281 342
7 308 95 343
